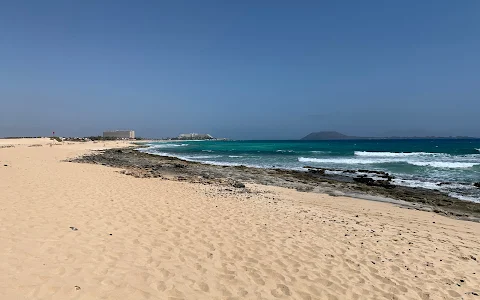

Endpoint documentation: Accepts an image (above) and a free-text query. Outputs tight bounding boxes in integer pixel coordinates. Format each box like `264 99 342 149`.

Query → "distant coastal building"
177 133 213 140
103 130 135 139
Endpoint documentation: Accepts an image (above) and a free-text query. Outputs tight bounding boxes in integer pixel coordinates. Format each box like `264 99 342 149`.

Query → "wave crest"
146 143 189 149
408 161 479 168
354 151 434 157
298 157 396 164
298 157 480 169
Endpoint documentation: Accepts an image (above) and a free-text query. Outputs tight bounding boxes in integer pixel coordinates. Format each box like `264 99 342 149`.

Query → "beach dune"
0 139 479 299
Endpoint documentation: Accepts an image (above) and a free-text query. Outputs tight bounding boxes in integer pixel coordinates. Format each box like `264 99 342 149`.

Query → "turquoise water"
141 139 480 202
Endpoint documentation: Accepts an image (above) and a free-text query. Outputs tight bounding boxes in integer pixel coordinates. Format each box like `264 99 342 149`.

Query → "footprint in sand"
271 284 291 297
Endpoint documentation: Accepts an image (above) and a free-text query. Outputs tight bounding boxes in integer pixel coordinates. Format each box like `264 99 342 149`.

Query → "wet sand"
1 139 479 299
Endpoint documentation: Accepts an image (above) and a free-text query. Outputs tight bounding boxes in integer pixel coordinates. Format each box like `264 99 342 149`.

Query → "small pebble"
69 227 78 231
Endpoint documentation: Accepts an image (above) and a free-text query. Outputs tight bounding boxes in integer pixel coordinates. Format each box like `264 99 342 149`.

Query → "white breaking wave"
146 143 189 149
392 179 480 202
298 157 397 164
354 151 436 157
407 161 480 168
392 179 443 190
276 150 294 153
299 157 480 169
228 155 243 158
448 193 480 203
183 155 222 159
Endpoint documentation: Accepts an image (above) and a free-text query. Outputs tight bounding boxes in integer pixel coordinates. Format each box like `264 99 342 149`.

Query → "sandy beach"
1 138 479 300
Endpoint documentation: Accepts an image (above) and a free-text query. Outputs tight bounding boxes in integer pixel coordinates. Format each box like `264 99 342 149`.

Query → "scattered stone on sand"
232 181 245 188
69 227 78 231
74 286 81 291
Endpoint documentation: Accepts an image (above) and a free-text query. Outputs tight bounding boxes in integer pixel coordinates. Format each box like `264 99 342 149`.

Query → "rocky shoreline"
70 147 480 222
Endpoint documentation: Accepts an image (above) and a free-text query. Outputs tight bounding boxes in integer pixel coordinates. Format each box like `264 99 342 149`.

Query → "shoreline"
72 146 480 222
1 139 480 299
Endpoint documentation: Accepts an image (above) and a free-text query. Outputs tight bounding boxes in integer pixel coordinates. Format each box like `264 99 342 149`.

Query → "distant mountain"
301 131 479 140
301 131 359 140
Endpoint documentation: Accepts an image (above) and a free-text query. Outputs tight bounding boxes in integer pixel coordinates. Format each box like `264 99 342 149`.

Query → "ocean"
140 139 480 202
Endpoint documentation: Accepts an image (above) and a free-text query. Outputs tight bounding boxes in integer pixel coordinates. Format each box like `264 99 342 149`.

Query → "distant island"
301 131 479 140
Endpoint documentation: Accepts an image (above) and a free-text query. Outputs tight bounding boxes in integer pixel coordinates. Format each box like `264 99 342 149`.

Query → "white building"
177 133 213 140
103 130 135 139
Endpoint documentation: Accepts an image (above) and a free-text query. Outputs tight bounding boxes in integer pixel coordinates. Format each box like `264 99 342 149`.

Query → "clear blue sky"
1 1 479 139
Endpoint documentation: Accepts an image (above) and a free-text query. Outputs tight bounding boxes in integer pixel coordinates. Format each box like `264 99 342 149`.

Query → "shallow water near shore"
141 139 480 202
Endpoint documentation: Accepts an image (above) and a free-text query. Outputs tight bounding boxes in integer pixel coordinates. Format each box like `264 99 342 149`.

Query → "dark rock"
3 164 7 167
69 227 78 231
296 186 314 192
353 176 395 188
375 180 395 189
232 181 245 188
474 182 480 188
358 169 387 175
353 177 374 185
308 168 325 175
202 173 214 179
174 163 185 168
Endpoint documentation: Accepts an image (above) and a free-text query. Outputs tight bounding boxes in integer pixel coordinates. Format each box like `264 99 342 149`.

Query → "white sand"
1 139 479 299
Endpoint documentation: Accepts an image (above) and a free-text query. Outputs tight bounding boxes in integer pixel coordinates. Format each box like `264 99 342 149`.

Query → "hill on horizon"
301 131 479 140
301 131 356 140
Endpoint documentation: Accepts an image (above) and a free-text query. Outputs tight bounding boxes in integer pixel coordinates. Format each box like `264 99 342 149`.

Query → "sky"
1 1 479 139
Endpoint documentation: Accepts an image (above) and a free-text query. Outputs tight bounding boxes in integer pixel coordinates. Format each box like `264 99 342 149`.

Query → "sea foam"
354 151 435 157
299 156 479 169
407 161 479 168
298 157 397 164
146 143 189 149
